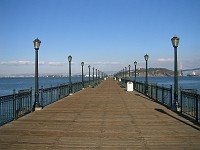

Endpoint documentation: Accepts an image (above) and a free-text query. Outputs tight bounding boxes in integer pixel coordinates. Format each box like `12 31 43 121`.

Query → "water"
131 76 200 93
0 77 88 96
0 76 200 96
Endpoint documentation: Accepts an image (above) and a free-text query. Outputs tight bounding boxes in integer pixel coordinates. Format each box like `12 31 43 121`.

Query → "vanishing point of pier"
0 78 200 149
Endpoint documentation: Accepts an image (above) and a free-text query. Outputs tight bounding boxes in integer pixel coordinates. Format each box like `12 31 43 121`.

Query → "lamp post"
144 54 149 95
128 65 131 77
98 70 100 84
33 38 41 110
81 62 84 88
92 67 95 83
68 55 72 95
134 61 137 89
96 69 98 85
134 61 137 81
171 35 180 110
88 65 91 86
125 67 127 78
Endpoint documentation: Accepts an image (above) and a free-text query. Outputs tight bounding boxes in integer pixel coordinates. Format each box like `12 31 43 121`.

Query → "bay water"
0 77 85 96
132 76 200 92
0 76 200 96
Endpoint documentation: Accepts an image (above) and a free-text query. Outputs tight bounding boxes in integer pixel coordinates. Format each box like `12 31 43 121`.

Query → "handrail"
120 78 199 123
0 78 104 126
181 90 199 122
122 78 172 108
0 89 32 126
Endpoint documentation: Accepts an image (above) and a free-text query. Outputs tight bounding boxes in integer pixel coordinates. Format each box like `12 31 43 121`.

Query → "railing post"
18 90 22 117
134 81 136 91
141 83 143 94
156 85 158 101
50 85 53 103
75 83 77 92
196 94 198 122
13 89 16 120
58 85 61 99
162 85 164 104
71 83 74 93
67 84 69 96
170 85 172 109
41 86 43 108
73 83 76 92
180 90 183 114
0 98 1 124
30 87 33 112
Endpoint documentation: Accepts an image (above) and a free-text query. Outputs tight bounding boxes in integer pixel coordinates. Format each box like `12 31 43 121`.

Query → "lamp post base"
172 100 181 112
35 107 42 111
177 107 181 112
176 101 181 112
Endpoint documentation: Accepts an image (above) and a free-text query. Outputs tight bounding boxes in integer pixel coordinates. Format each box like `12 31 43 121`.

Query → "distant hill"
115 68 174 77
137 68 174 77
1 68 174 78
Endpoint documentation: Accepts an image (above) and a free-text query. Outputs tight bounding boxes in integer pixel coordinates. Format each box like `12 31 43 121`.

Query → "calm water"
0 76 200 96
0 77 87 96
131 76 200 92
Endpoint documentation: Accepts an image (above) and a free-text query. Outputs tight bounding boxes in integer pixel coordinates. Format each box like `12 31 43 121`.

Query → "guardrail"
181 90 199 122
0 89 32 126
40 84 69 107
120 78 199 123
0 79 102 126
148 84 172 108
121 78 172 108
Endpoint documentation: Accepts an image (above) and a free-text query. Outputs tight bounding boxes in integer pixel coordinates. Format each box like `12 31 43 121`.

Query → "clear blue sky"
0 0 200 75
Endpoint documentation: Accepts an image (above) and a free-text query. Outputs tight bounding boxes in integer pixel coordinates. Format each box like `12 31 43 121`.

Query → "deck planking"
0 78 200 149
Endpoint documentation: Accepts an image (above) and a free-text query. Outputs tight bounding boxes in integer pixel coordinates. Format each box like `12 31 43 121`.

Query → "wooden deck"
0 78 200 149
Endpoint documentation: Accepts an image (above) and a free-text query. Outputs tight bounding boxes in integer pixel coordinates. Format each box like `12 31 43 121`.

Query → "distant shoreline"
1 75 200 78
0 67 199 78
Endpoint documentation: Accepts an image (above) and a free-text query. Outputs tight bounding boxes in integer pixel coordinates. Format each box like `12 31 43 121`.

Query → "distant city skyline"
0 0 200 75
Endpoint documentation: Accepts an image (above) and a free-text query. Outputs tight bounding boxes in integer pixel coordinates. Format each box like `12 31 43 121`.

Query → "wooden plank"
0 78 200 149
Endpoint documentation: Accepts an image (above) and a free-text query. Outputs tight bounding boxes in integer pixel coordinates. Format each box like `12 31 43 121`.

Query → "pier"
0 78 200 149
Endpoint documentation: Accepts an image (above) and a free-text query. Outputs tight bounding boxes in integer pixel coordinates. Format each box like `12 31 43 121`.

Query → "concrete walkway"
0 78 200 149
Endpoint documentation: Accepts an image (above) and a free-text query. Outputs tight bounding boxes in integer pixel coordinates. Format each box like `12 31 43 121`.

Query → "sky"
0 0 200 75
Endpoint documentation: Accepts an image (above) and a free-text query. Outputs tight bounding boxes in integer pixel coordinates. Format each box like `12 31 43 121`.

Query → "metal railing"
148 84 172 108
181 90 199 122
40 84 69 107
121 78 172 108
0 79 102 126
120 78 200 123
0 89 32 126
